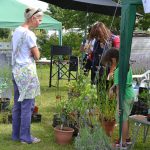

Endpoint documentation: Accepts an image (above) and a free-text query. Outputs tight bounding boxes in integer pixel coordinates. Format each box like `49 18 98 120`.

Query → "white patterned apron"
12 31 40 102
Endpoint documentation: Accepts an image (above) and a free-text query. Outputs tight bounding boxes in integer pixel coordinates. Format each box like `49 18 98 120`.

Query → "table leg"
143 126 149 143
130 122 141 150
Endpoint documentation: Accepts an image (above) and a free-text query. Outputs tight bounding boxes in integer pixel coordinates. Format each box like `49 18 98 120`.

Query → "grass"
0 65 149 150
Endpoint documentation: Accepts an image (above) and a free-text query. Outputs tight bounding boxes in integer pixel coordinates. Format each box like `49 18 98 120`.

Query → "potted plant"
99 96 116 136
96 69 117 136
54 125 74 145
68 71 88 99
67 74 98 129
53 70 104 145
53 71 99 143
53 100 75 145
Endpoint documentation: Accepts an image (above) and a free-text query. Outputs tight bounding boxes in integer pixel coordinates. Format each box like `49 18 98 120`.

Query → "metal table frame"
129 115 150 149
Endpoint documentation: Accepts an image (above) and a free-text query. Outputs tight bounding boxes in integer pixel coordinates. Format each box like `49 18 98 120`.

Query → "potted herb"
96 69 117 136
99 96 116 136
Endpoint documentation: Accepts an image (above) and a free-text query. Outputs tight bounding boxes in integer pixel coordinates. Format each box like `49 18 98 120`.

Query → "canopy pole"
119 2 136 141
58 30 62 46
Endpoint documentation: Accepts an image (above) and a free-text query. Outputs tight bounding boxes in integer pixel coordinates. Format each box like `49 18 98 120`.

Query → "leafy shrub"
75 126 112 150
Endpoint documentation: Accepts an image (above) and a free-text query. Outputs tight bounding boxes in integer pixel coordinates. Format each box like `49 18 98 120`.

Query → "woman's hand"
107 72 114 80
109 85 116 99
116 104 122 116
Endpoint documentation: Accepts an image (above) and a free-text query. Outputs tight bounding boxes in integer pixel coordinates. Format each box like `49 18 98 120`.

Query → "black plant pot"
31 114 42 123
52 114 61 127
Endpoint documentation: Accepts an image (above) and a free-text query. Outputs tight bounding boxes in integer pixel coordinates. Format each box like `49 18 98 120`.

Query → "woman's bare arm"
31 46 40 60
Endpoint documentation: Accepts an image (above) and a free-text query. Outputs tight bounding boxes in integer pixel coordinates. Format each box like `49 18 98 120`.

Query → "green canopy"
0 0 62 44
119 0 142 138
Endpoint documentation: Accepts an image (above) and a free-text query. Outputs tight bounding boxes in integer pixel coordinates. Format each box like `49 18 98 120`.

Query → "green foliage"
138 14 150 31
0 112 10 123
100 96 117 121
0 66 149 150
97 69 117 121
56 71 98 128
74 126 112 150
39 34 58 59
49 4 121 32
37 31 83 59
62 32 83 56
0 29 11 40
0 65 12 94
68 71 89 94
138 88 150 107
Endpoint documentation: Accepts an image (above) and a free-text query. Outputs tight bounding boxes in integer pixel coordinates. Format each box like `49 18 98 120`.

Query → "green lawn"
0 65 149 150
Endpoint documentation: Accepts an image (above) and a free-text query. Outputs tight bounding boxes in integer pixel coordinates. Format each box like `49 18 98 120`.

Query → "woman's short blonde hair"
24 7 43 20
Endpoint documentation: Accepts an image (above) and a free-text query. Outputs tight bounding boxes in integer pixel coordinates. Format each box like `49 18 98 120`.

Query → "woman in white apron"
12 7 43 144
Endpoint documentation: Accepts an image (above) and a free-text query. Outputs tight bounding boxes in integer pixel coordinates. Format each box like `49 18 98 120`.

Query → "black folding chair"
49 45 78 87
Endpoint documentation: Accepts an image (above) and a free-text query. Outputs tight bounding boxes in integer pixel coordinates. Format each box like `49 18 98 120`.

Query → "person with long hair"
89 22 112 84
12 7 43 144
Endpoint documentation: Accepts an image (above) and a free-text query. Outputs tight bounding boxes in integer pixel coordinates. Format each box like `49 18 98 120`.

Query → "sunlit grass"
0 65 149 150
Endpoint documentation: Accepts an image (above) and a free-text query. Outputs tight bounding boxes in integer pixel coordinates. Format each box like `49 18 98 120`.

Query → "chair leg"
49 58 53 87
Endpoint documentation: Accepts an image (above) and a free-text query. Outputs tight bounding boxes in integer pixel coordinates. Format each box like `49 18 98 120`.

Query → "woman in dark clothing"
89 22 112 84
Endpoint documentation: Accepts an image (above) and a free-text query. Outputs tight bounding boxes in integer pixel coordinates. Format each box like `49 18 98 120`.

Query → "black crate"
31 114 42 123
69 56 78 71
8 113 42 123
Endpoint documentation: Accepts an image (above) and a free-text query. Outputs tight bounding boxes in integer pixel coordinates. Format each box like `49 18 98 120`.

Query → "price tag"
142 0 150 13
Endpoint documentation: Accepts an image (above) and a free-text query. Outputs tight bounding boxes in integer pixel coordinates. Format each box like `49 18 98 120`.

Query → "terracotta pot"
101 119 116 136
54 126 74 145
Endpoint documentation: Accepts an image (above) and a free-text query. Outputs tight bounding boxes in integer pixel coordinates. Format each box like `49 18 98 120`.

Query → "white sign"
142 0 150 13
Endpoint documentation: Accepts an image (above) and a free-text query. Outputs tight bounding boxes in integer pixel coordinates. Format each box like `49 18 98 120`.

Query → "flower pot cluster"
53 70 117 145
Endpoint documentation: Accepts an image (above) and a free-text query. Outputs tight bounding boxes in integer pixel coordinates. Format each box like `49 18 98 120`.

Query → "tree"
48 4 121 33
0 29 11 40
136 6 150 31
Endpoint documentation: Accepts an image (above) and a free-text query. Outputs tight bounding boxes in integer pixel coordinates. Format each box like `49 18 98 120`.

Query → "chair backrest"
51 45 72 56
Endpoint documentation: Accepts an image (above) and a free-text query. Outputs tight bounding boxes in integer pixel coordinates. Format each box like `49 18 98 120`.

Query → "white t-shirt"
12 26 37 65
84 39 95 52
